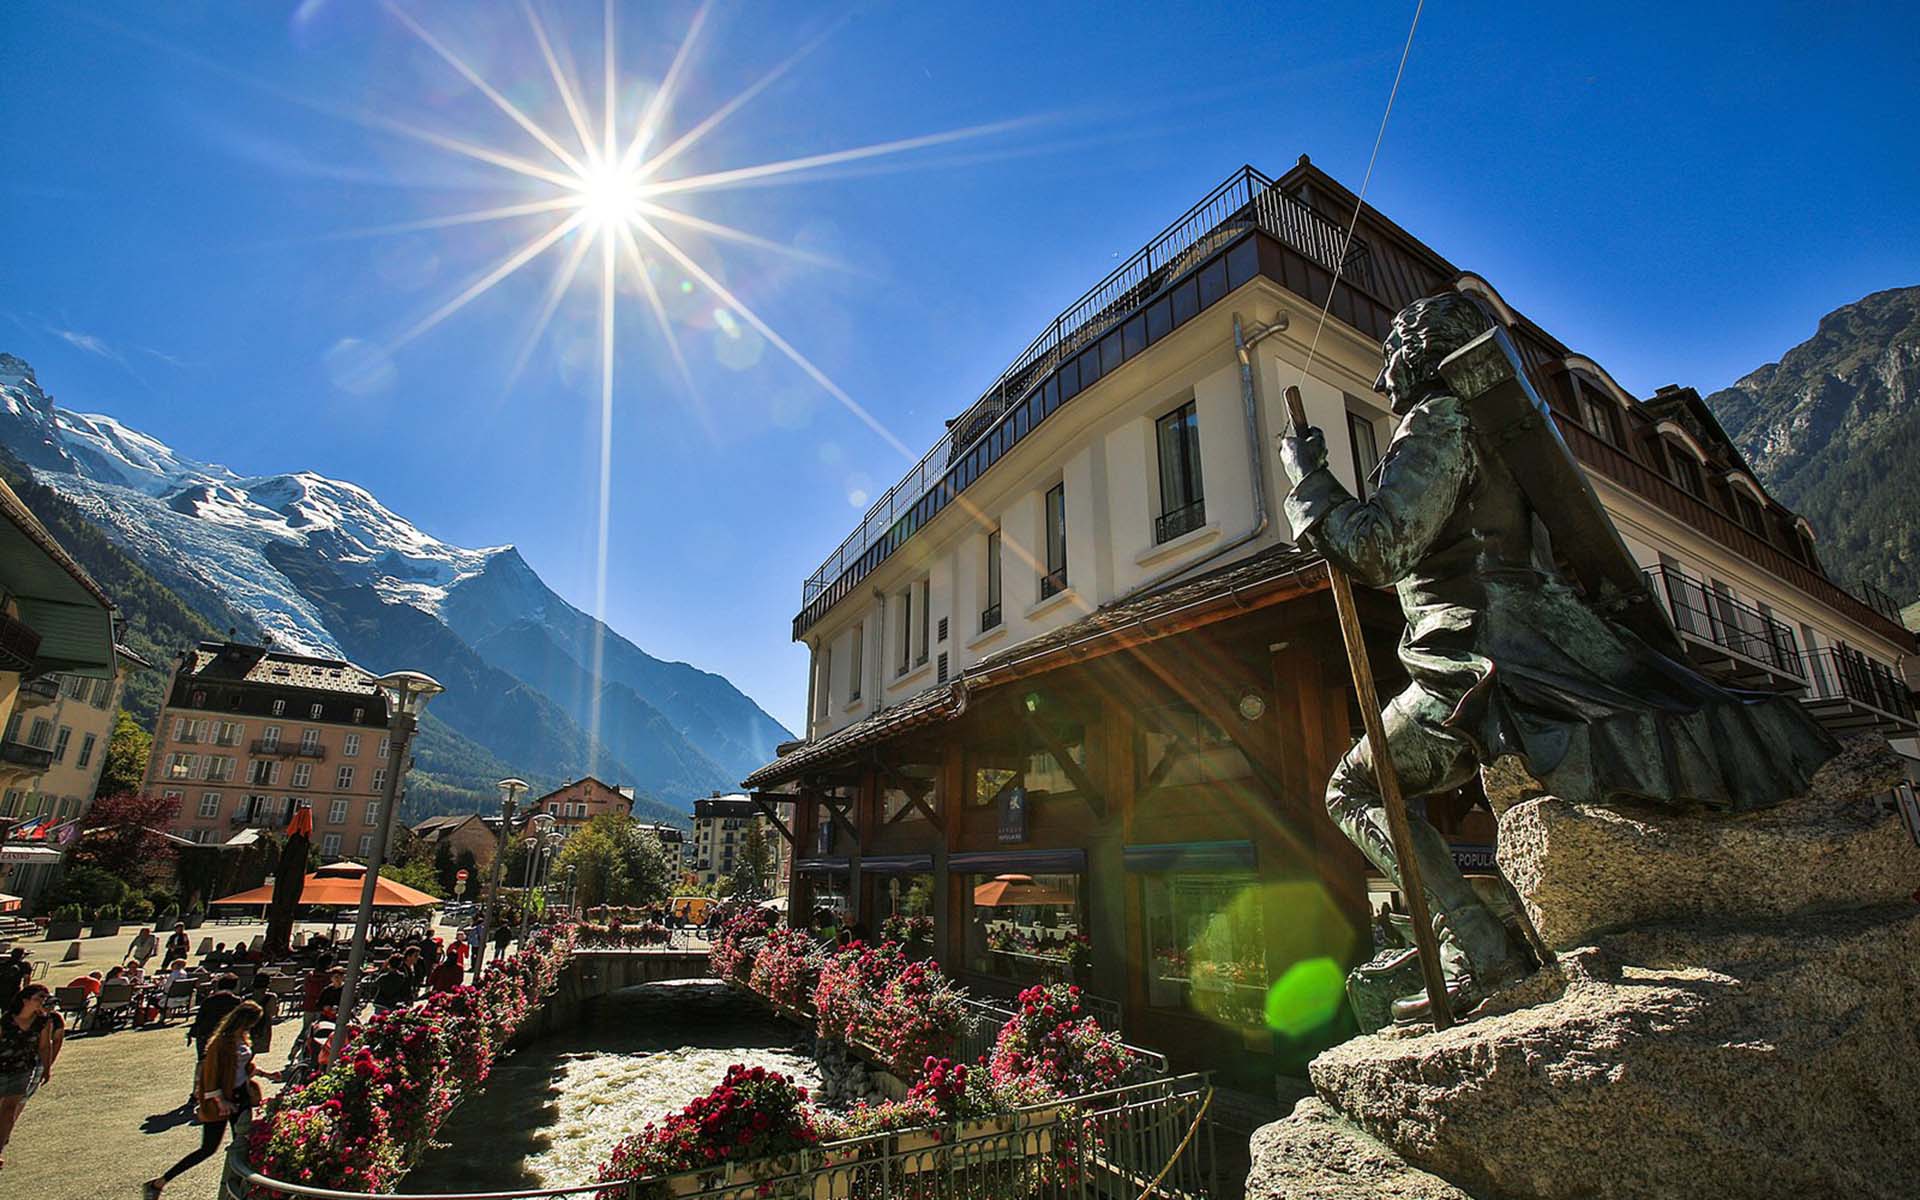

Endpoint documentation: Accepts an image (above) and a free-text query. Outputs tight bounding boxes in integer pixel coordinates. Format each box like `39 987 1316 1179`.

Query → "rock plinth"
1248 736 1920 1200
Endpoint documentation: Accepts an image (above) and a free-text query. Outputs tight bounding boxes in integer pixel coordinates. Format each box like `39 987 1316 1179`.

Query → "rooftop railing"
799 166 1369 615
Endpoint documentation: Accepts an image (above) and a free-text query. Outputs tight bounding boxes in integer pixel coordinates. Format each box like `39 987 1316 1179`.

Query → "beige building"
792 160 1917 767
691 793 787 891
0 646 147 824
148 640 395 858
529 776 634 834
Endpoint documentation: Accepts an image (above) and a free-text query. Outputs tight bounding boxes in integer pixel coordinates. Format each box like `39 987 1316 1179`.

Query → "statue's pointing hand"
1278 425 1328 486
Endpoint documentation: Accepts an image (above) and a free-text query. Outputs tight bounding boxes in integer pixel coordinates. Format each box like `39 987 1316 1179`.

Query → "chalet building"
743 157 1920 1088
529 776 635 834
0 475 118 908
148 640 395 856
410 812 499 879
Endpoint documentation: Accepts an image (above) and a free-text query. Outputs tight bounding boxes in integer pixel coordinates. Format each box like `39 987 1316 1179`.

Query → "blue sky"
4 2 1917 734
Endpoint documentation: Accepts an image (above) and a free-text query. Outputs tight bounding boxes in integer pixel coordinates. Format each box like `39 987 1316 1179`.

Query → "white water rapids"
404 981 820 1193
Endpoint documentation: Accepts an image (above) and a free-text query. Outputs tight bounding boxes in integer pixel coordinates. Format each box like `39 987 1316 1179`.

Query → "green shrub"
124 897 156 920
41 864 130 913
93 903 123 922
50 904 85 923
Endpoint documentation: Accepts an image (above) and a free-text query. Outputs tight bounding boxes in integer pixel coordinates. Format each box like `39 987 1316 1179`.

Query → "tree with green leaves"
95 710 152 800
379 858 448 898
725 819 773 900
554 819 626 908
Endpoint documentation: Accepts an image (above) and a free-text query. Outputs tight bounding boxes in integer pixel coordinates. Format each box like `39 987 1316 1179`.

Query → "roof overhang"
745 547 1329 789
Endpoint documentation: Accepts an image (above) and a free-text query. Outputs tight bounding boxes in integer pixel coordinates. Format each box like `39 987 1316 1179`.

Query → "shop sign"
997 785 1028 844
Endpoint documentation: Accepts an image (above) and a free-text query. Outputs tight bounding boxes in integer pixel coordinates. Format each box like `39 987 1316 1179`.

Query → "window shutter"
937 652 949 683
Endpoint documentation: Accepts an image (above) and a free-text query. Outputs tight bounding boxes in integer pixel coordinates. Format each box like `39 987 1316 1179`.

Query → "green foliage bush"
124 897 156 920
42 864 130 914
93 903 123 922
50 904 85 924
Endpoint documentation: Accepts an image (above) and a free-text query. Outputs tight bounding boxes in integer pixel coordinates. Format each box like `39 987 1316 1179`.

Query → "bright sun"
571 159 648 230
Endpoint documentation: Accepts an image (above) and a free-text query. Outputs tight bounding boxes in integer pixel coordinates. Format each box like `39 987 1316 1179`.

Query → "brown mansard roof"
744 545 1327 788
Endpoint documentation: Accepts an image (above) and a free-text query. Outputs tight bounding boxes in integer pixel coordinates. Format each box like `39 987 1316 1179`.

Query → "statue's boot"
1389 905 1532 1025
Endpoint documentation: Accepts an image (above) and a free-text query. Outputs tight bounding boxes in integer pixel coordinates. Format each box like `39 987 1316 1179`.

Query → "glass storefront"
872 873 934 952
1141 871 1268 1028
963 871 1088 986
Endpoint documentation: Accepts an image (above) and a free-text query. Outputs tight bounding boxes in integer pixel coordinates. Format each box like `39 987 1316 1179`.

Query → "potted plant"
183 900 206 930
124 896 156 922
90 903 123 937
44 904 85 940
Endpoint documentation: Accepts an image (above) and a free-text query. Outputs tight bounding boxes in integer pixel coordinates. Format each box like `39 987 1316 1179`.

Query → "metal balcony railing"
0 610 40 673
294 743 327 759
16 677 59 707
0 741 54 771
1801 647 1916 726
796 166 1372 630
1645 565 1803 680
249 738 288 755
1154 498 1207 545
1039 568 1069 600
979 602 1002 632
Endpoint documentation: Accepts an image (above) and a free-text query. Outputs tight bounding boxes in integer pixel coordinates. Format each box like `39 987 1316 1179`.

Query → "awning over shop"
742 546 1326 790
949 848 1087 875
0 845 64 865
0 477 116 678
794 857 852 875
1122 840 1257 873
860 854 934 875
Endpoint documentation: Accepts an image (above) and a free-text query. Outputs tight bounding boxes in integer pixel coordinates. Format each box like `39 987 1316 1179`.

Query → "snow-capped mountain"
0 353 790 806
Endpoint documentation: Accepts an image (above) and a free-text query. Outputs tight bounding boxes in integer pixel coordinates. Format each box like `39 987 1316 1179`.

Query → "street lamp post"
518 815 556 947
473 777 527 980
327 670 443 1060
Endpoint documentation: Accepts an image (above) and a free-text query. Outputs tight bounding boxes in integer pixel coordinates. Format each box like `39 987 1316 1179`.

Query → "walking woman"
144 1000 281 1197
0 983 60 1170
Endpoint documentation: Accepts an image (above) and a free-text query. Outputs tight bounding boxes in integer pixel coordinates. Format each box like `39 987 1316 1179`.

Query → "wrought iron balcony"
294 743 328 759
1039 568 1069 600
1645 566 1804 689
979 603 1003 632
0 741 54 771
15 677 59 709
0 610 40 674
1154 499 1207 546
1799 647 1917 734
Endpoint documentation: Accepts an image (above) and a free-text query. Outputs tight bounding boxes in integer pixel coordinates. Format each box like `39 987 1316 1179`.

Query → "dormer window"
1664 442 1706 499
1735 492 1767 538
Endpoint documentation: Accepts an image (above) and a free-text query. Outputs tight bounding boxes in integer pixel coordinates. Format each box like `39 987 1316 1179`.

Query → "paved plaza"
2 918 470 1199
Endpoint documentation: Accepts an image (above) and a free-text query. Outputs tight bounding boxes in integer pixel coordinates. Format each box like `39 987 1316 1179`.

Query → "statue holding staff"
1278 294 1837 1023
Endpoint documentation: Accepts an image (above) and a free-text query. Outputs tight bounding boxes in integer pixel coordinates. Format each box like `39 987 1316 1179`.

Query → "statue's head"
1374 294 1494 413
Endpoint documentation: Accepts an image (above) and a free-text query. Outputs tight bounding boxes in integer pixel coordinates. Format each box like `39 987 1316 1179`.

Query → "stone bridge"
519 948 716 1039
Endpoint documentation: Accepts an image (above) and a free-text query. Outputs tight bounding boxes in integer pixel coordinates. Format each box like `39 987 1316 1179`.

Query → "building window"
75 733 96 769
52 727 71 763
27 719 52 749
191 689 207 707
377 737 390 760
1735 491 1767 537
848 622 864 701
916 578 931 666
364 801 380 826
1347 409 1382 501
1143 870 1268 1026
272 699 286 717
206 756 234 783
91 678 111 708
261 725 281 750
343 733 360 757
322 833 342 857
336 765 356 790
1155 400 1206 543
199 792 221 819
964 872 1087 986
983 529 1003 631
1666 443 1706 499
1042 483 1067 598
167 753 195 781
291 763 312 788
352 706 365 724
328 798 348 825
816 648 833 718
215 722 242 747
309 703 323 719
897 587 914 675
1578 387 1621 447
371 767 386 793
357 834 373 858
300 729 320 753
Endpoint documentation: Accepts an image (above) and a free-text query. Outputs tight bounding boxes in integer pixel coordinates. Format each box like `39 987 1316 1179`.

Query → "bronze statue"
1279 294 1838 1023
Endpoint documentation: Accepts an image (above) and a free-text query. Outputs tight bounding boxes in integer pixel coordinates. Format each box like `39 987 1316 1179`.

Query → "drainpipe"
802 640 819 739
1117 310 1289 601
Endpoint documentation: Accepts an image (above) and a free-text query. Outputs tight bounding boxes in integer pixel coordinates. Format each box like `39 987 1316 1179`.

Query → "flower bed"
747 924 820 1010
989 983 1134 1096
247 926 575 1193
596 1064 821 1199
707 905 775 983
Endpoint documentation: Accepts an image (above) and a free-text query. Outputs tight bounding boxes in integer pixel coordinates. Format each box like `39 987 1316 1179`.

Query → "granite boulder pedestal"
1247 736 1920 1200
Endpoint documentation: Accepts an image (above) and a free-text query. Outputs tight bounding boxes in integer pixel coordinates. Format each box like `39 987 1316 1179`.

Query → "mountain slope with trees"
1708 285 1920 606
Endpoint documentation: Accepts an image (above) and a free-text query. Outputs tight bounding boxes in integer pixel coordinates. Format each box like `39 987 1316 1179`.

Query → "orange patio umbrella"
971 874 1074 907
211 861 439 909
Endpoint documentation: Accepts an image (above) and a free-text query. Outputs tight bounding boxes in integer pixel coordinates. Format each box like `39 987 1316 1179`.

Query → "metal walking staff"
1283 385 1453 1030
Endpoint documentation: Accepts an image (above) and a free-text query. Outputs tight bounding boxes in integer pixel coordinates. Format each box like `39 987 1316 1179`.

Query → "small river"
405 980 819 1193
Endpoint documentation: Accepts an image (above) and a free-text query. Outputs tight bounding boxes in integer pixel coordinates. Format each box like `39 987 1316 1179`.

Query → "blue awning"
795 857 851 875
948 849 1087 875
860 854 934 875
1122 840 1257 873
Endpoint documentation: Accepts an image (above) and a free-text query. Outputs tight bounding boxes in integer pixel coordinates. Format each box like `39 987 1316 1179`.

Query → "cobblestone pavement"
2 919 463 1200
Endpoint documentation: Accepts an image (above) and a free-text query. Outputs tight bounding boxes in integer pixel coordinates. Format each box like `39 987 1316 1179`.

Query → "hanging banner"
997 785 1028 844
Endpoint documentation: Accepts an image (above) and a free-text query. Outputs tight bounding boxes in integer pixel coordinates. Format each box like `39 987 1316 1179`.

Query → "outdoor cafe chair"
160 979 196 1022
95 981 137 1030
52 985 93 1031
